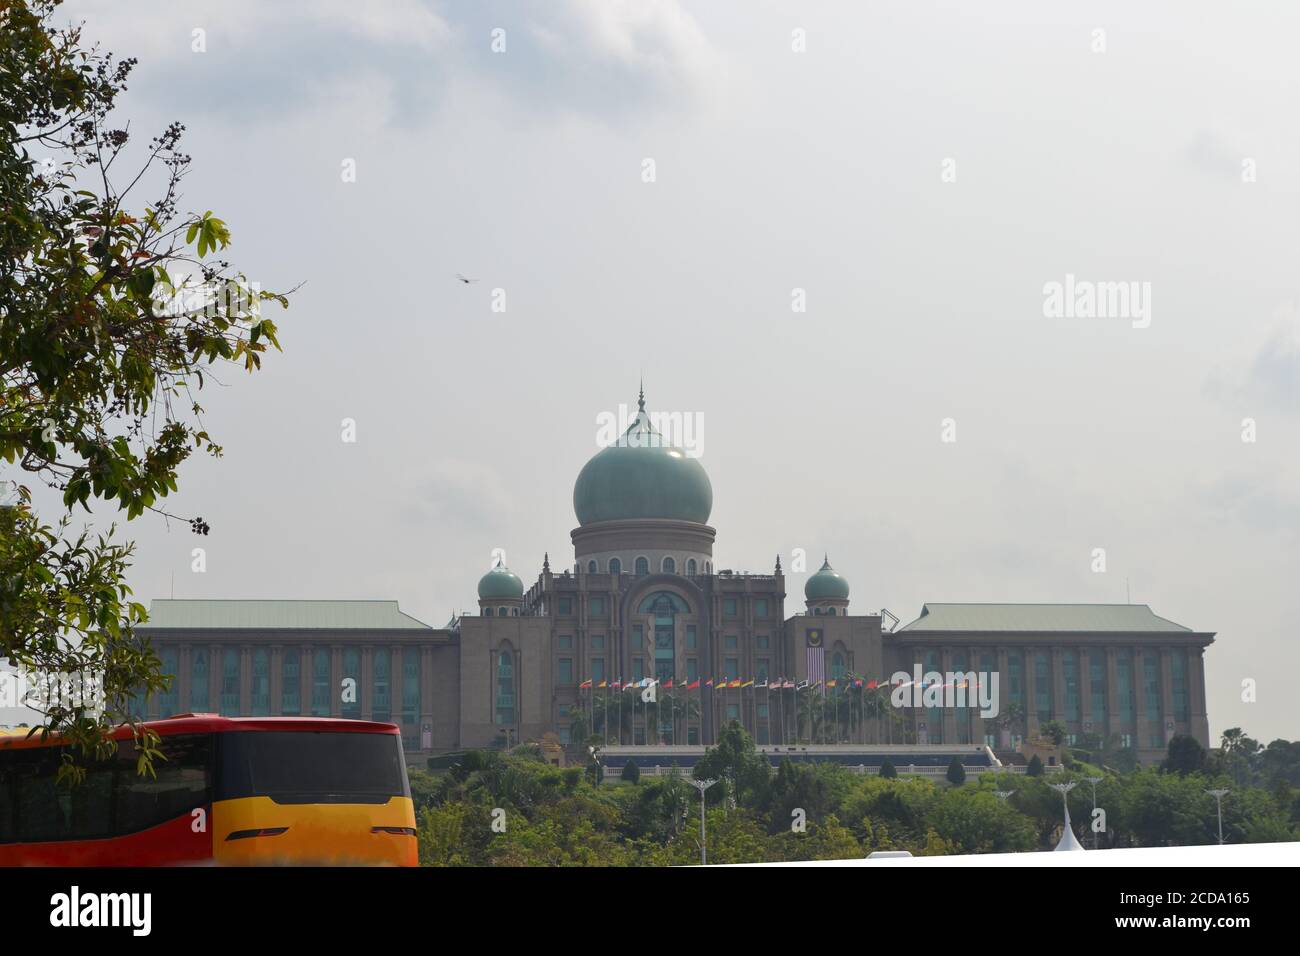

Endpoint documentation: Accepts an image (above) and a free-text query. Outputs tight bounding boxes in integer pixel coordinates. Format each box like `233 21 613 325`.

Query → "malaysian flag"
806 645 825 691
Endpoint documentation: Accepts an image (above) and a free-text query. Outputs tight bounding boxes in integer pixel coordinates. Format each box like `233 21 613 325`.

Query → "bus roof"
0 715 400 751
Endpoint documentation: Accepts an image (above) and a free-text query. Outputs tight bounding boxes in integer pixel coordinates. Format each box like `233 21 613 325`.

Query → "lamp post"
1084 776 1103 849
1206 788 1230 845
690 778 717 865
1049 781 1083 851
992 789 1015 803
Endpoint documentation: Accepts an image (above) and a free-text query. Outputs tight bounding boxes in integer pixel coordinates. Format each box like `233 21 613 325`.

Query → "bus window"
115 734 212 836
9 748 112 843
217 731 407 805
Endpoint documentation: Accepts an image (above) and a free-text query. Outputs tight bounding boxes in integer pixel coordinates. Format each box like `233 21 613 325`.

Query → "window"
609 558 622 575
559 726 572 745
221 648 240 715
632 658 644 682
312 649 331 716
757 634 770 649
483 607 493 617
1034 653 1051 721
632 625 643 649
726 704 739 720
190 648 209 712
497 606 507 617
725 658 739 679
402 648 421 748
251 648 270 716
723 598 737 617
1090 651 1107 720
587 560 598 573
1121 733 1132 749
281 647 301 716
831 653 845 680
686 625 697 650
591 659 605 683
755 599 769 618
725 635 738 650
558 634 573 650
757 658 770 681
662 556 675 573
1171 651 1188 722
686 559 696 576
559 597 573 615
590 596 605 615
495 650 515 725
559 659 573 684
687 658 698 681
372 648 391 722
688 727 699 745
635 557 649 575
342 646 361 719
1063 652 1079 721
1117 651 1134 723
591 635 605 651
1143 654 1161 720
512 607 519 617
158 646 179 718
117 735 212 836
1008 652 1023 707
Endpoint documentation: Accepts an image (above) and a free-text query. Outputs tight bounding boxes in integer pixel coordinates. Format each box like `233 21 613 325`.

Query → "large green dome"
805 557 850 601
573 393 712 526
478 562 524 600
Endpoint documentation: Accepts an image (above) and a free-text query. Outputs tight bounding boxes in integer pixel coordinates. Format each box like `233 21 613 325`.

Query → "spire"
543 552 550 572
822 554 832 570
638 376 645 413
775 554 782 573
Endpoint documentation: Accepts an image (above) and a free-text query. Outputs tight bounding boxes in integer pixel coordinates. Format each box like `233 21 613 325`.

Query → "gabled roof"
138 599 432 631
897 603 1195 634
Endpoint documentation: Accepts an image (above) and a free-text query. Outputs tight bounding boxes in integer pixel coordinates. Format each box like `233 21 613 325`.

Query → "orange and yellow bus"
0 714 417 866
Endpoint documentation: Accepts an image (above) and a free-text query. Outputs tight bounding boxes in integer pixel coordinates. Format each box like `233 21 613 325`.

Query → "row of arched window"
584 556 712 576
483 606 520 617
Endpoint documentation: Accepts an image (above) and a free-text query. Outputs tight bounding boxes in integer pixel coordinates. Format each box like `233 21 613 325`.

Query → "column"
209 643 222 713
361 645 373 721
1159 647 1174 744
1023 645 1038 736
330 644 343 717
270 644 282 716
1078 645 1093 736
239 645 251 715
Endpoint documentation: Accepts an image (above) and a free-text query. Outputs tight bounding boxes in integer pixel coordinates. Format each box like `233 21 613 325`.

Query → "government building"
135 389 1214 768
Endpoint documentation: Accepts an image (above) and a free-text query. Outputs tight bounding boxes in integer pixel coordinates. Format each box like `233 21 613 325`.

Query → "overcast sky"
6 1 1299 744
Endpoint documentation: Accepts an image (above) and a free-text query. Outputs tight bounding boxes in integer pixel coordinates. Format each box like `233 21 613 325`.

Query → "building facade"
137 389 1214 767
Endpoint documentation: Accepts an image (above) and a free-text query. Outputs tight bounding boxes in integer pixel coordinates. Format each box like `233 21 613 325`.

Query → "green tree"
878 757 897 779
1026 754 1044 777
1163 734 1206 776
0 0 287 769
694 720 771 809
946 756 966 786
622 759 641 785
1041 720 1067 747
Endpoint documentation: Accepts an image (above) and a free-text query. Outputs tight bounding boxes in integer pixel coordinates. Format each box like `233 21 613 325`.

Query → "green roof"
898 603 1195 633
139 600 432 630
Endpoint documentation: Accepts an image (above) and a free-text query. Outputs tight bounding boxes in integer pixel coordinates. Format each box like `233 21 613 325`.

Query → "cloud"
1183 130 1244 180
1205 306 1300 416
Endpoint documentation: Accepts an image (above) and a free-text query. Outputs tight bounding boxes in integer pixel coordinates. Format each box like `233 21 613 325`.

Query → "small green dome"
805 557 850 601
573 392 712 526
478 562 523 600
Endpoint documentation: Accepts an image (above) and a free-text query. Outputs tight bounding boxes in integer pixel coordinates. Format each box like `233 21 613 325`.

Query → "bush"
946 757 966 786
1026 754 1044 777
622 760 641 784
879 758 897 779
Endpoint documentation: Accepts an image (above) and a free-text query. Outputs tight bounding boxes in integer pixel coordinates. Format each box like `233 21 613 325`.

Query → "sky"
4 1 1299 744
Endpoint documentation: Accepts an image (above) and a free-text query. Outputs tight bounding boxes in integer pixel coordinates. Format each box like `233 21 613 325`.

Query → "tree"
694 720 771 809
946 756 966 786
1163 735 1206 776
1041 720 1067 747
1026 754 1044 777
879 758 897 779
622 759 641 785
1 0 287 770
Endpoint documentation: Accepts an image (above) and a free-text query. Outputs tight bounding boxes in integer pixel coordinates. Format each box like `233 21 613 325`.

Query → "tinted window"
0 734 210 843
217 731 408 804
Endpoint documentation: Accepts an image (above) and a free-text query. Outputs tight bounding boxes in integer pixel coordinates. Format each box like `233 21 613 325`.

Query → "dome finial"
638 375 645 413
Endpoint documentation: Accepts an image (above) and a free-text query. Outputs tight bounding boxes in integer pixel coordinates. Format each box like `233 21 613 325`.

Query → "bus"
0 715 417 866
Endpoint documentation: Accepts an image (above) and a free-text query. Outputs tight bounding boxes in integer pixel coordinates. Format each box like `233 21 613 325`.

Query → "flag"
756 678 768 689
613 679 622 690
580 679 592 689
796 680 809 691
705 678 714 688
687 679 700 690
784 679 795 689
806 643 826 689
663 678 673 689
827 679 837 688
730 678 743 688
742 678 754 688
598 680 607 689
866 679 878 689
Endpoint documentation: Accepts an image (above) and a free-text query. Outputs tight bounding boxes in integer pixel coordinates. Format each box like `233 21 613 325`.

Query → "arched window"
662 556 676 574
498 607 508 617
831 653 845 680
686 559 697 576
495 650 515 725
511 607 519 616
484 607 493 617
587 560 598 574
635 556 649 576
609 558 622 575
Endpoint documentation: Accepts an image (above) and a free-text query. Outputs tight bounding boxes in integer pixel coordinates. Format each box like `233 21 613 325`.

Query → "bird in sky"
455 273 479 284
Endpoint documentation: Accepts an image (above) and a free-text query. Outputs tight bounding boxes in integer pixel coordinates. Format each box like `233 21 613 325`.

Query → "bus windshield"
217 731 408 804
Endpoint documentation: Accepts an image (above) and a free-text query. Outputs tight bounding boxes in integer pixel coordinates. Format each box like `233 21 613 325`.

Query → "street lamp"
1206 788 1230 845
992 789 1015 802
689 778 718 865
1084 776 1104 849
